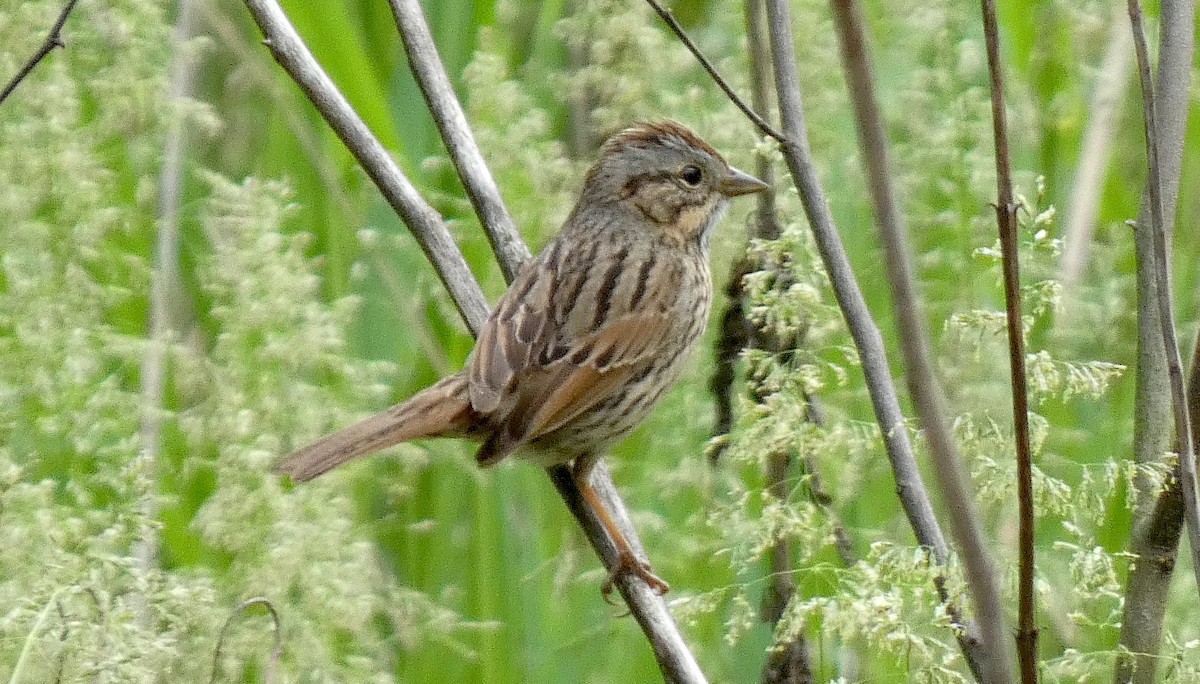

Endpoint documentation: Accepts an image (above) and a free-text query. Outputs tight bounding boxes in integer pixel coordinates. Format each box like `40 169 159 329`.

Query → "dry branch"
757 0 953 587
243 0 490 334
1060 9 1131 290
386 0 530 279
643 0 787 145
655 0 1012 677
135 0 201 626
0 0 80 106
760 1 1021 679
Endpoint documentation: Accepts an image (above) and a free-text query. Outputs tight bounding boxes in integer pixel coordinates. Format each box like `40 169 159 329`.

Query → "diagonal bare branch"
659 0 1009 677
549 463 708 683
243 0 490 334
762 0 1011 680
387 0 531 281
756 0 949 575
0 0 81 107
751 4 949 578
642 0 788 145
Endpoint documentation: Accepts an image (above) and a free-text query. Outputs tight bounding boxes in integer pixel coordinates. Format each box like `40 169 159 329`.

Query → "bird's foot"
601 549 669 603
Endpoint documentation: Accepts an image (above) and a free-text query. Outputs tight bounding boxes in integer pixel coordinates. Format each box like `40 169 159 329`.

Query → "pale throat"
670 196 726 251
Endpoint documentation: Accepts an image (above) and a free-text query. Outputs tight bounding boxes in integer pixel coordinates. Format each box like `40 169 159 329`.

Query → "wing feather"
527 317 667 434
468 240 676 465
473 311 670 465
468 251 555 414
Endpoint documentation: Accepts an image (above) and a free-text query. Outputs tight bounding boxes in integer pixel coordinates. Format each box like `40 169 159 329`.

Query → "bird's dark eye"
680 165 703 186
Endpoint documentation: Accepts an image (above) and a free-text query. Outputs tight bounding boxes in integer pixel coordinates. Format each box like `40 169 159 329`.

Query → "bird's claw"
600 550 669 604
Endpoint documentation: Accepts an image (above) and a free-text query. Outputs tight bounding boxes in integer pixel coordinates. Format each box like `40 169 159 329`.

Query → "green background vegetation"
1 0 1198 681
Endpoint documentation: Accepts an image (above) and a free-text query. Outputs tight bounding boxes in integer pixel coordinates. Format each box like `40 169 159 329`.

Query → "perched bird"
275 121 767 595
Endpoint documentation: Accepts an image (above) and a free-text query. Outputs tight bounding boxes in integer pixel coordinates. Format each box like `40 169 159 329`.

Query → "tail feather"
274 373 475 482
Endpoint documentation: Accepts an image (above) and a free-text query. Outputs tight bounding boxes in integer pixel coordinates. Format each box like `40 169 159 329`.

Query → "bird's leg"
572 454 670 601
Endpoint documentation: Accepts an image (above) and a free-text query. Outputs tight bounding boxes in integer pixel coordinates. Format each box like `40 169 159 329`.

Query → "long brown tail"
273 373 476 482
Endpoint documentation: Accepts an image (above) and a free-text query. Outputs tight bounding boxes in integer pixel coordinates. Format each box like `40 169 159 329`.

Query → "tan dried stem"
1060 8 1131 291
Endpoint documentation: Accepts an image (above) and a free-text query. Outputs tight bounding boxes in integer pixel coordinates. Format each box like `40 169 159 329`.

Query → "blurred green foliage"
2 0 1200 681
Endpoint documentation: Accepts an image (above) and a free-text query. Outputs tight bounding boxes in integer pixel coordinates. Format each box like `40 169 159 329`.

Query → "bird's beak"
718 166 770 196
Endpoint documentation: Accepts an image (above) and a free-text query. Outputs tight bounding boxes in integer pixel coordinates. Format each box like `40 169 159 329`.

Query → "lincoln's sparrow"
275 121 766 595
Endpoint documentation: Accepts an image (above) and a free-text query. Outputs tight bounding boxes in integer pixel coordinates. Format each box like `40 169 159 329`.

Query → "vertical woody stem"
1127 0 1200 608
978 0 1037 680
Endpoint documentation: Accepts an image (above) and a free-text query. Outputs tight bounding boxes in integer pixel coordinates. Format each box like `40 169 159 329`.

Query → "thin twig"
1128 0 1200 602
243 0 490 334
978 1 1037 680
0 0 80 107
242 1 707 679
1060 9 1132 290
210 597 283 684
642 0 789 145
828 0 994 679
387 0 531 281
